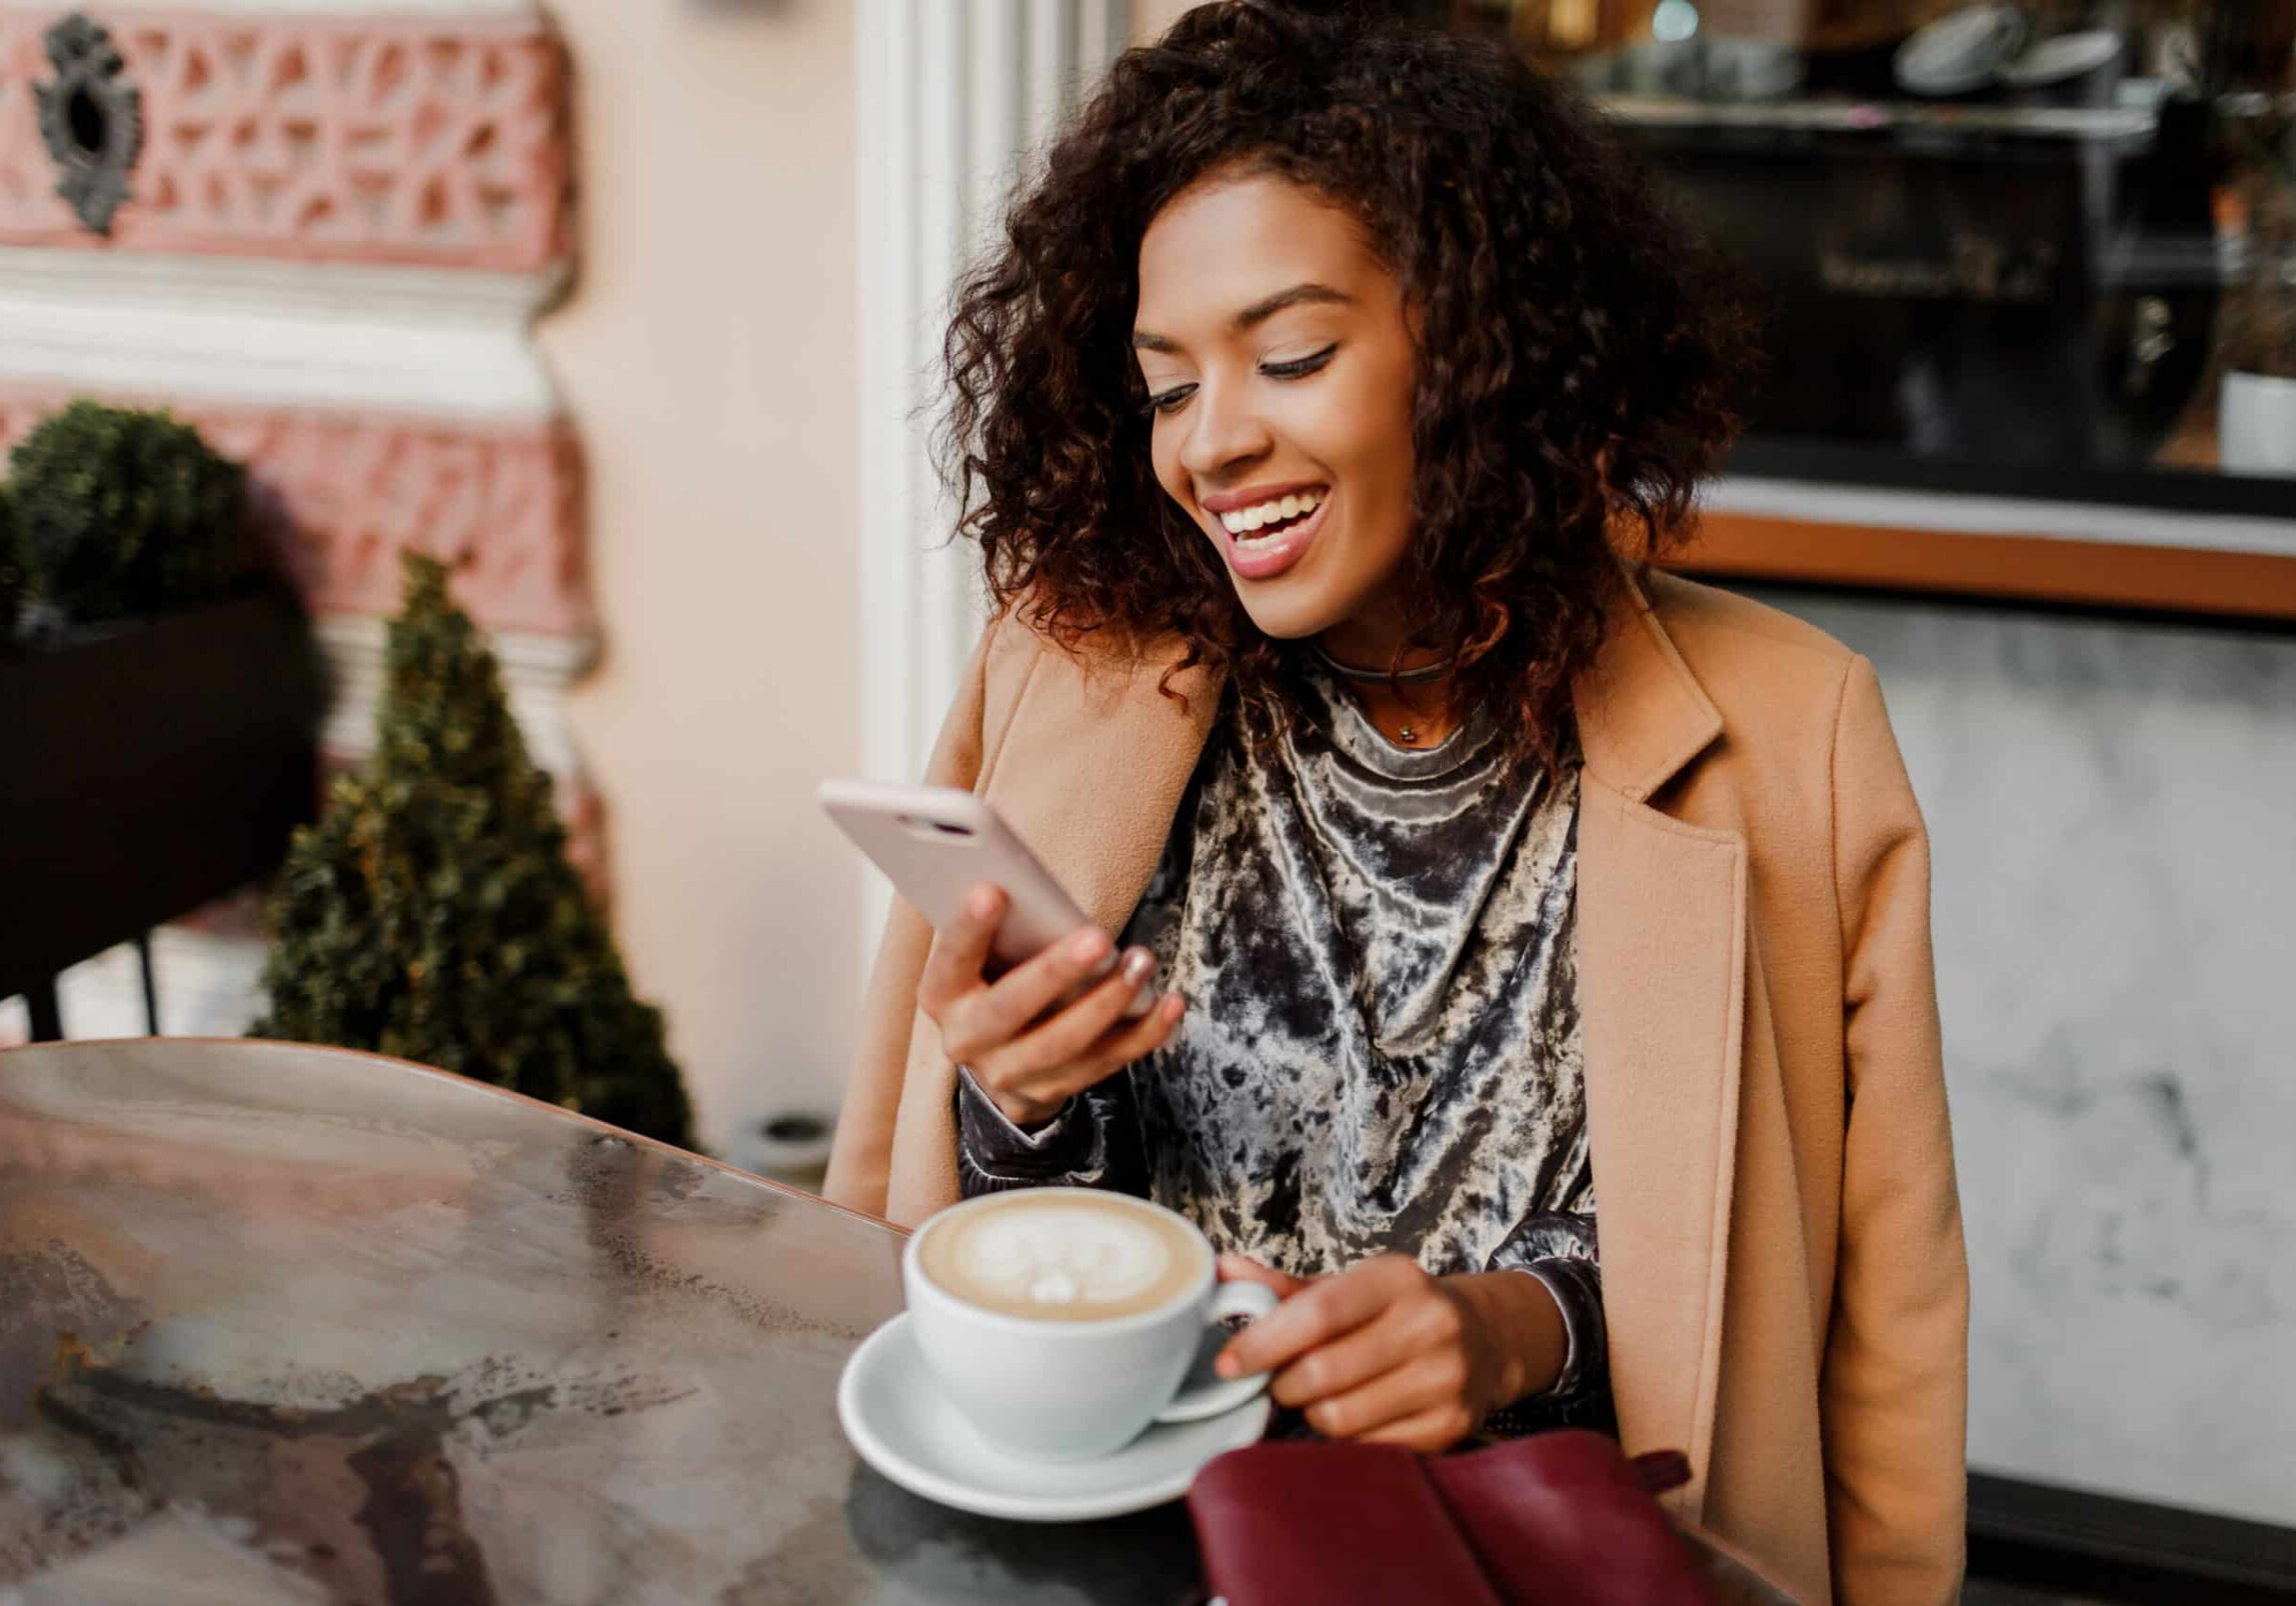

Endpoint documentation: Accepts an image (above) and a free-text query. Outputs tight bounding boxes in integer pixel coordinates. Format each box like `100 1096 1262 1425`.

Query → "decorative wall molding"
34 13 145 233
0 8 571 270
0 246 563 418
0 387 590 636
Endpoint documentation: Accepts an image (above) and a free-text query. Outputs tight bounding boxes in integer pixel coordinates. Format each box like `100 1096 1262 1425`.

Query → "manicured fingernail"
1161 994 1184 1020
968 887 999 920
1122 948 1154 985
1069 930 1110 964
1214 1353 1240 1380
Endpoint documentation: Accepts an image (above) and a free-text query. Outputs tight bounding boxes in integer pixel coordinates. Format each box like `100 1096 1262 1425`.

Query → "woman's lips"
1216 493 1329 583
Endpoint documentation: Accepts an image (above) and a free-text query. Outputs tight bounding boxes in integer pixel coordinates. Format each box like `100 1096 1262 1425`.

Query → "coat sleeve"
821 620 998 1218
1822 654 1970 1606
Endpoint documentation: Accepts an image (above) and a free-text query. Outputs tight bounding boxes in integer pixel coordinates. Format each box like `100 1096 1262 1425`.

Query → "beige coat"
825 567 1969 1605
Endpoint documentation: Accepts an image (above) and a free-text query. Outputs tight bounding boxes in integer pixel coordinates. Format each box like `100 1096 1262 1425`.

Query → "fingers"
964 968 1185 1112
1216 1255 1412 1379
1055 988 1184 1085
1200 1255 1485 1453
918 882 1006 1017
944 926 1116 1062
994 946 1161 1073
1216 1253 1309 1299
1300 1348 1473 1442
1266 1305 1418 1408
1355 1400 1480 1453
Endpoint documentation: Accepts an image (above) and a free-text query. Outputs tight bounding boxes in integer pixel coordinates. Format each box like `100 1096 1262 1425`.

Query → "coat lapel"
1570 571 1745 1523
982 578 1747 1519
881 632 1224 1225
980 635 1225 940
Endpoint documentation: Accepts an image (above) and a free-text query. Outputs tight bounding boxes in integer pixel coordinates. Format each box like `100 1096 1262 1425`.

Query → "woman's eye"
1143 345 1338 418
1262 344 1339 379
1147 384 1196 416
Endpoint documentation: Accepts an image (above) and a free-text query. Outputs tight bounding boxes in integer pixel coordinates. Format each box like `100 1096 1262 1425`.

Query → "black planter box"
0 586 324 1006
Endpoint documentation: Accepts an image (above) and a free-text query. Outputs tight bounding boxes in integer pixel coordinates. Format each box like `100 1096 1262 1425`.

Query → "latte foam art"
946 1204 1174 1309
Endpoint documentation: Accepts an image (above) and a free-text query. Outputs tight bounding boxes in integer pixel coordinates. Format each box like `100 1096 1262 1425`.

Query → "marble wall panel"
1734 583 2296 1527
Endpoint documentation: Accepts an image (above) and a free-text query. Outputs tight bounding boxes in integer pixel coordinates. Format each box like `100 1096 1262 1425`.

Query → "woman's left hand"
1212 1252 1564 1453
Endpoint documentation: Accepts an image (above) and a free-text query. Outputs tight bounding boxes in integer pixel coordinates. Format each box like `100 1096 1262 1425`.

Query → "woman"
826 6 1967 1601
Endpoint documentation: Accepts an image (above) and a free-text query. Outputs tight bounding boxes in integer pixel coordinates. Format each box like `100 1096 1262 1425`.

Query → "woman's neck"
1313 613 1448 680
1311 624 1459 749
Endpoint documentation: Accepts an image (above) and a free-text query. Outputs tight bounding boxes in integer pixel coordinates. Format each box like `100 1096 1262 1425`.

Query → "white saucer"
837 1311 1272 1522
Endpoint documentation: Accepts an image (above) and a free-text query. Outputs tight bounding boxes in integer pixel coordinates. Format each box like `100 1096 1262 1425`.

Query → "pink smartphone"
818 779 1155 1018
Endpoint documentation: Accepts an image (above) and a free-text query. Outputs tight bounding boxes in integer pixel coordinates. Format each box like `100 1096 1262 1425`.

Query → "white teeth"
1220 489 1323 538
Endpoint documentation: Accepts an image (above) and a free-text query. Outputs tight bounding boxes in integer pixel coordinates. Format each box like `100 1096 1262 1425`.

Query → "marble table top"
0 1039 1204 1605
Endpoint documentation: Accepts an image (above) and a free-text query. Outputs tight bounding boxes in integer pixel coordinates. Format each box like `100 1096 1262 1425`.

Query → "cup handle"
1155 1280 1282 1425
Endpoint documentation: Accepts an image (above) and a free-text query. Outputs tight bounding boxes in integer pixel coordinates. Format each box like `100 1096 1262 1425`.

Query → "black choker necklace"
1312 643 1458 685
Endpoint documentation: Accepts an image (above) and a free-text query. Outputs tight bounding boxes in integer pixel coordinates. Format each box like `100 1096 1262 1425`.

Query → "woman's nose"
1176 382 1274 481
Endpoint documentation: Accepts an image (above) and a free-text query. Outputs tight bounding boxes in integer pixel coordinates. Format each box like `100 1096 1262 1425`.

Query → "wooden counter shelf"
1665 501 2296 626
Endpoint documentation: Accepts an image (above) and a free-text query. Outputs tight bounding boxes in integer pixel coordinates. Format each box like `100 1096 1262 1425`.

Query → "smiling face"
1133 170 1423 662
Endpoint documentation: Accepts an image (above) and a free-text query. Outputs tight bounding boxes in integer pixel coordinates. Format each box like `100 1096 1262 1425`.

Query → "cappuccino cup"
903 1188 1281 1461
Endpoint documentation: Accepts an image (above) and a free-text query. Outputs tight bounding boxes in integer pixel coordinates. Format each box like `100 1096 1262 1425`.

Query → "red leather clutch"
1185 1430 1721 1606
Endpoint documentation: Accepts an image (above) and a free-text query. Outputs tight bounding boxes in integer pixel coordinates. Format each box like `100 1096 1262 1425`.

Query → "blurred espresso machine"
1442 0 2292 490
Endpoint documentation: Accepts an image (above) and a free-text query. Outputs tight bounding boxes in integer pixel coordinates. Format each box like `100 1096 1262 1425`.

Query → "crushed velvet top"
955 659 1609 1419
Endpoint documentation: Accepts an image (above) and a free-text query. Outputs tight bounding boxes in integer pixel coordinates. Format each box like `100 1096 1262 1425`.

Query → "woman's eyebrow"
1132 282 1354 353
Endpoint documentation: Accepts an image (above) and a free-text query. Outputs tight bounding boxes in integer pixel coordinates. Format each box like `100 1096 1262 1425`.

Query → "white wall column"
853 0 1128 942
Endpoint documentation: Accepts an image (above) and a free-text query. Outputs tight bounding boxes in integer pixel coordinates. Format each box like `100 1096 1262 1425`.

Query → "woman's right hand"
919 882 1184 1129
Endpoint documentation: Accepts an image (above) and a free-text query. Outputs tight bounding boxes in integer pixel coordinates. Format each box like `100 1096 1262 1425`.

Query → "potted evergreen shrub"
253 553 694 1149
0 403 321 1033
9 400 266 639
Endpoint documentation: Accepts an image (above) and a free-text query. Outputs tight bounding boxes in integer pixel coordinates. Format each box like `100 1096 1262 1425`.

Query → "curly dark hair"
939 0 1756 762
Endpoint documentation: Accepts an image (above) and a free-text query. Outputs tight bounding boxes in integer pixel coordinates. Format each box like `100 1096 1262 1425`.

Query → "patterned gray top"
955 659 1609 1426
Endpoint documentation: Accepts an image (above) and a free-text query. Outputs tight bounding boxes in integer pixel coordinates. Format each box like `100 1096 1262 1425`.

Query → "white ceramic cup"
902 1188 1282 1462
1894 3 2029 97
